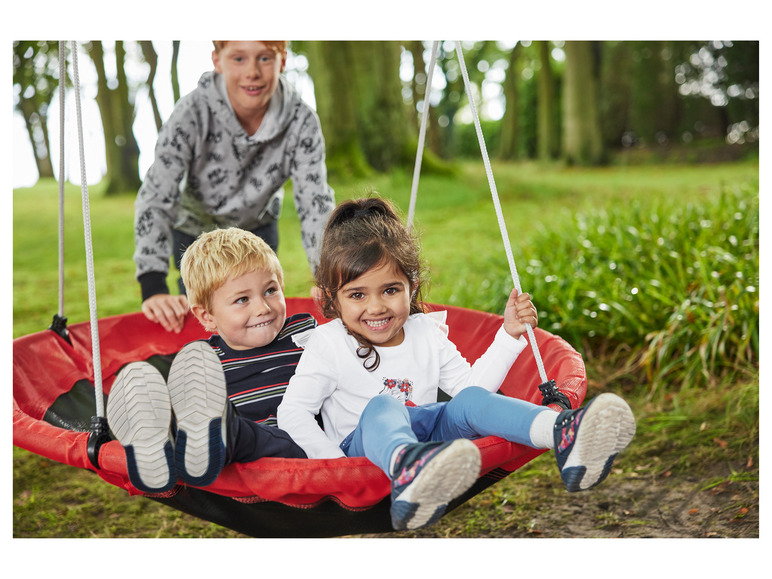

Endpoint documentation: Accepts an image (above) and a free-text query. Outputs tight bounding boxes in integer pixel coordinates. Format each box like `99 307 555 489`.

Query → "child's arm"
437 289 536 397
502 288 538 340
277 340 346 459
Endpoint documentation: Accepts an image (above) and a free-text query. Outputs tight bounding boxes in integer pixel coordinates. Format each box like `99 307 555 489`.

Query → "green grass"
13 158 759 537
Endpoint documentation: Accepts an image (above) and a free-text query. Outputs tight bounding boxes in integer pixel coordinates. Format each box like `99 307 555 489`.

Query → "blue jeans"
339 386 549 477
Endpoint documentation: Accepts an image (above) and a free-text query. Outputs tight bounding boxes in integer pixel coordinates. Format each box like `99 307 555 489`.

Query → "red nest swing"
13 41 587 537
13 299 586 537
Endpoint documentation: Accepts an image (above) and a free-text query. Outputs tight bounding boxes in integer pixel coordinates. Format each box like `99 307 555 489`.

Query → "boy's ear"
212 50 222 73
279 50 287 73
191 304 216 332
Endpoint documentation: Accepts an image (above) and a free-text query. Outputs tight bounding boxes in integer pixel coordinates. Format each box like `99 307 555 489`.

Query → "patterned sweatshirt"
133 72 335 297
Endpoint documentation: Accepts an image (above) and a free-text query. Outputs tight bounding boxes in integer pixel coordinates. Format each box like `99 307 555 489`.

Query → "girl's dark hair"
316 195 427 370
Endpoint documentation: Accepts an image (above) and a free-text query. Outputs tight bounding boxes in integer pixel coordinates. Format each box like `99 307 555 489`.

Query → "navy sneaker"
389 439 481 531
554 392 636 492
107 362 176 493
167 341 229 487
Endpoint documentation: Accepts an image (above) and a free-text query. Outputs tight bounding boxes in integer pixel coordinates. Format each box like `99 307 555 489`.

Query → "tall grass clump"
479 184 759 398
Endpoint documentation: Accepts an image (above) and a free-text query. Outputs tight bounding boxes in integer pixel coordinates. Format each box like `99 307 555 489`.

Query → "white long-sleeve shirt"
277 313 526 459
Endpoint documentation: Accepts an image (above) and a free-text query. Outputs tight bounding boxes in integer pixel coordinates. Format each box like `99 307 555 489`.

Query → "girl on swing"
278 196 635 532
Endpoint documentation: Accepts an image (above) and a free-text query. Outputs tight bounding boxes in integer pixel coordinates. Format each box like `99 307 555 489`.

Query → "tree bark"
139 41 163 131
171 41 181 103
86 40 141 195
407 40 443 156
537 41 559 160
562 41 605 165
306 41 410 177
498 43 521 160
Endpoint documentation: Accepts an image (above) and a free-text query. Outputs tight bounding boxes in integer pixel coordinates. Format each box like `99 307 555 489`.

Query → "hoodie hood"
198 70 301 142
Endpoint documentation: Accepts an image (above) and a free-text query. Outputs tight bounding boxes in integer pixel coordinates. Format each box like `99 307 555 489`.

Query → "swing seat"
13 297 587 537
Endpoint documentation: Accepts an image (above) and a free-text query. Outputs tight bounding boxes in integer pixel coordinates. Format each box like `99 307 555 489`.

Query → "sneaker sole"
561 392 636 492
391 439 482 531
167 341 228 487
106 362 176 493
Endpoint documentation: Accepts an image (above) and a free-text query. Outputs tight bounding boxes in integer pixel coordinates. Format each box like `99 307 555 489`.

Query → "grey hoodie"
134 71 334 297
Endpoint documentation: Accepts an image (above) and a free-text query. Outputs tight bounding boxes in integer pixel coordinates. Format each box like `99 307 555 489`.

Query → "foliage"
12 40 63 179
475 183 759 398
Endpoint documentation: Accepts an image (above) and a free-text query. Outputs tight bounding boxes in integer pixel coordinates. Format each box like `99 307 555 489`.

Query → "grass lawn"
12 158 759 541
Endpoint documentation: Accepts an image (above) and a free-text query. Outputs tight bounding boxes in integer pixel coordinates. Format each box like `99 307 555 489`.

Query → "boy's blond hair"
180 228 284 313
212 41 288 54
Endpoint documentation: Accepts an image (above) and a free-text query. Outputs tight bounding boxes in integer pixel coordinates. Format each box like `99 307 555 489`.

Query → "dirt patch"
362 460 758 539
494 466 758 538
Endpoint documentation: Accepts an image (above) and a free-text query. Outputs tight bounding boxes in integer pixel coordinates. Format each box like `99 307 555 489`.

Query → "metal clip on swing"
538 380 571 410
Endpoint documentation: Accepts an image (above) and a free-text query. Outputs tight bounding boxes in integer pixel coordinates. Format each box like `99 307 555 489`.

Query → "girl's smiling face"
193 269 286 350
336 259 413 348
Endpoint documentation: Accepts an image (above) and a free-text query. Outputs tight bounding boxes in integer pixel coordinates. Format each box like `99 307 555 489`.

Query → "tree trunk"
498 43 521 160
562 41 604 165
86 40 141 195
306 41 410 177
171 41 181 103
408 40 443 156
629 41 680 146
139 41 163 131
537 41 559 160
19 98 55 178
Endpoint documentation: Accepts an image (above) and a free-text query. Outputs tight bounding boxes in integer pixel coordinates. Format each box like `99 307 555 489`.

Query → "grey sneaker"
167 341 229 487
107 362 176 493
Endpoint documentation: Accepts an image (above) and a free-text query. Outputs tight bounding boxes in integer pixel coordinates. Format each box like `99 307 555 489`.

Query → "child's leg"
343 395 481 531
167 341 229 487
435 386 636 492
226 415 307 462
341 394 419 473
106 362 176 493
433 385 556 447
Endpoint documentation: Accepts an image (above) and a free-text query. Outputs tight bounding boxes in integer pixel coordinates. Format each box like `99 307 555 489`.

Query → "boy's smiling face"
193 268 287 350
212 41 286 133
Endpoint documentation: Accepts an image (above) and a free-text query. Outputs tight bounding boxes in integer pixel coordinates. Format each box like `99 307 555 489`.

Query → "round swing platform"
13 298 586 537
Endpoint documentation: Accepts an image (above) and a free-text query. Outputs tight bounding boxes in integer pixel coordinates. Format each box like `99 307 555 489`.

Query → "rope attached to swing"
408 41 569 408
58 41 111 465
452 42 549 385
407 40 439 230
49 43 70 342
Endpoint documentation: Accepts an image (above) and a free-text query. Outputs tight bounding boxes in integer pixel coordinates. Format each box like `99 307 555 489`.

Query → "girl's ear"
192 304 216 333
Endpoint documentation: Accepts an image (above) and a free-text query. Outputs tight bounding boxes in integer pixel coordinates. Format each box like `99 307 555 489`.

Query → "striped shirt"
208 313 317 427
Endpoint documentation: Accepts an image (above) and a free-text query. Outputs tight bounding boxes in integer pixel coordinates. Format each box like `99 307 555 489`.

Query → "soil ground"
485 463 759 539
363 458 759 539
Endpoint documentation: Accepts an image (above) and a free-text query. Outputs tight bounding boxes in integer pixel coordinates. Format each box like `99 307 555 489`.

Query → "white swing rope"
57 45 66 320
407 41 549 385
407 40 439 230
66 41 106 420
